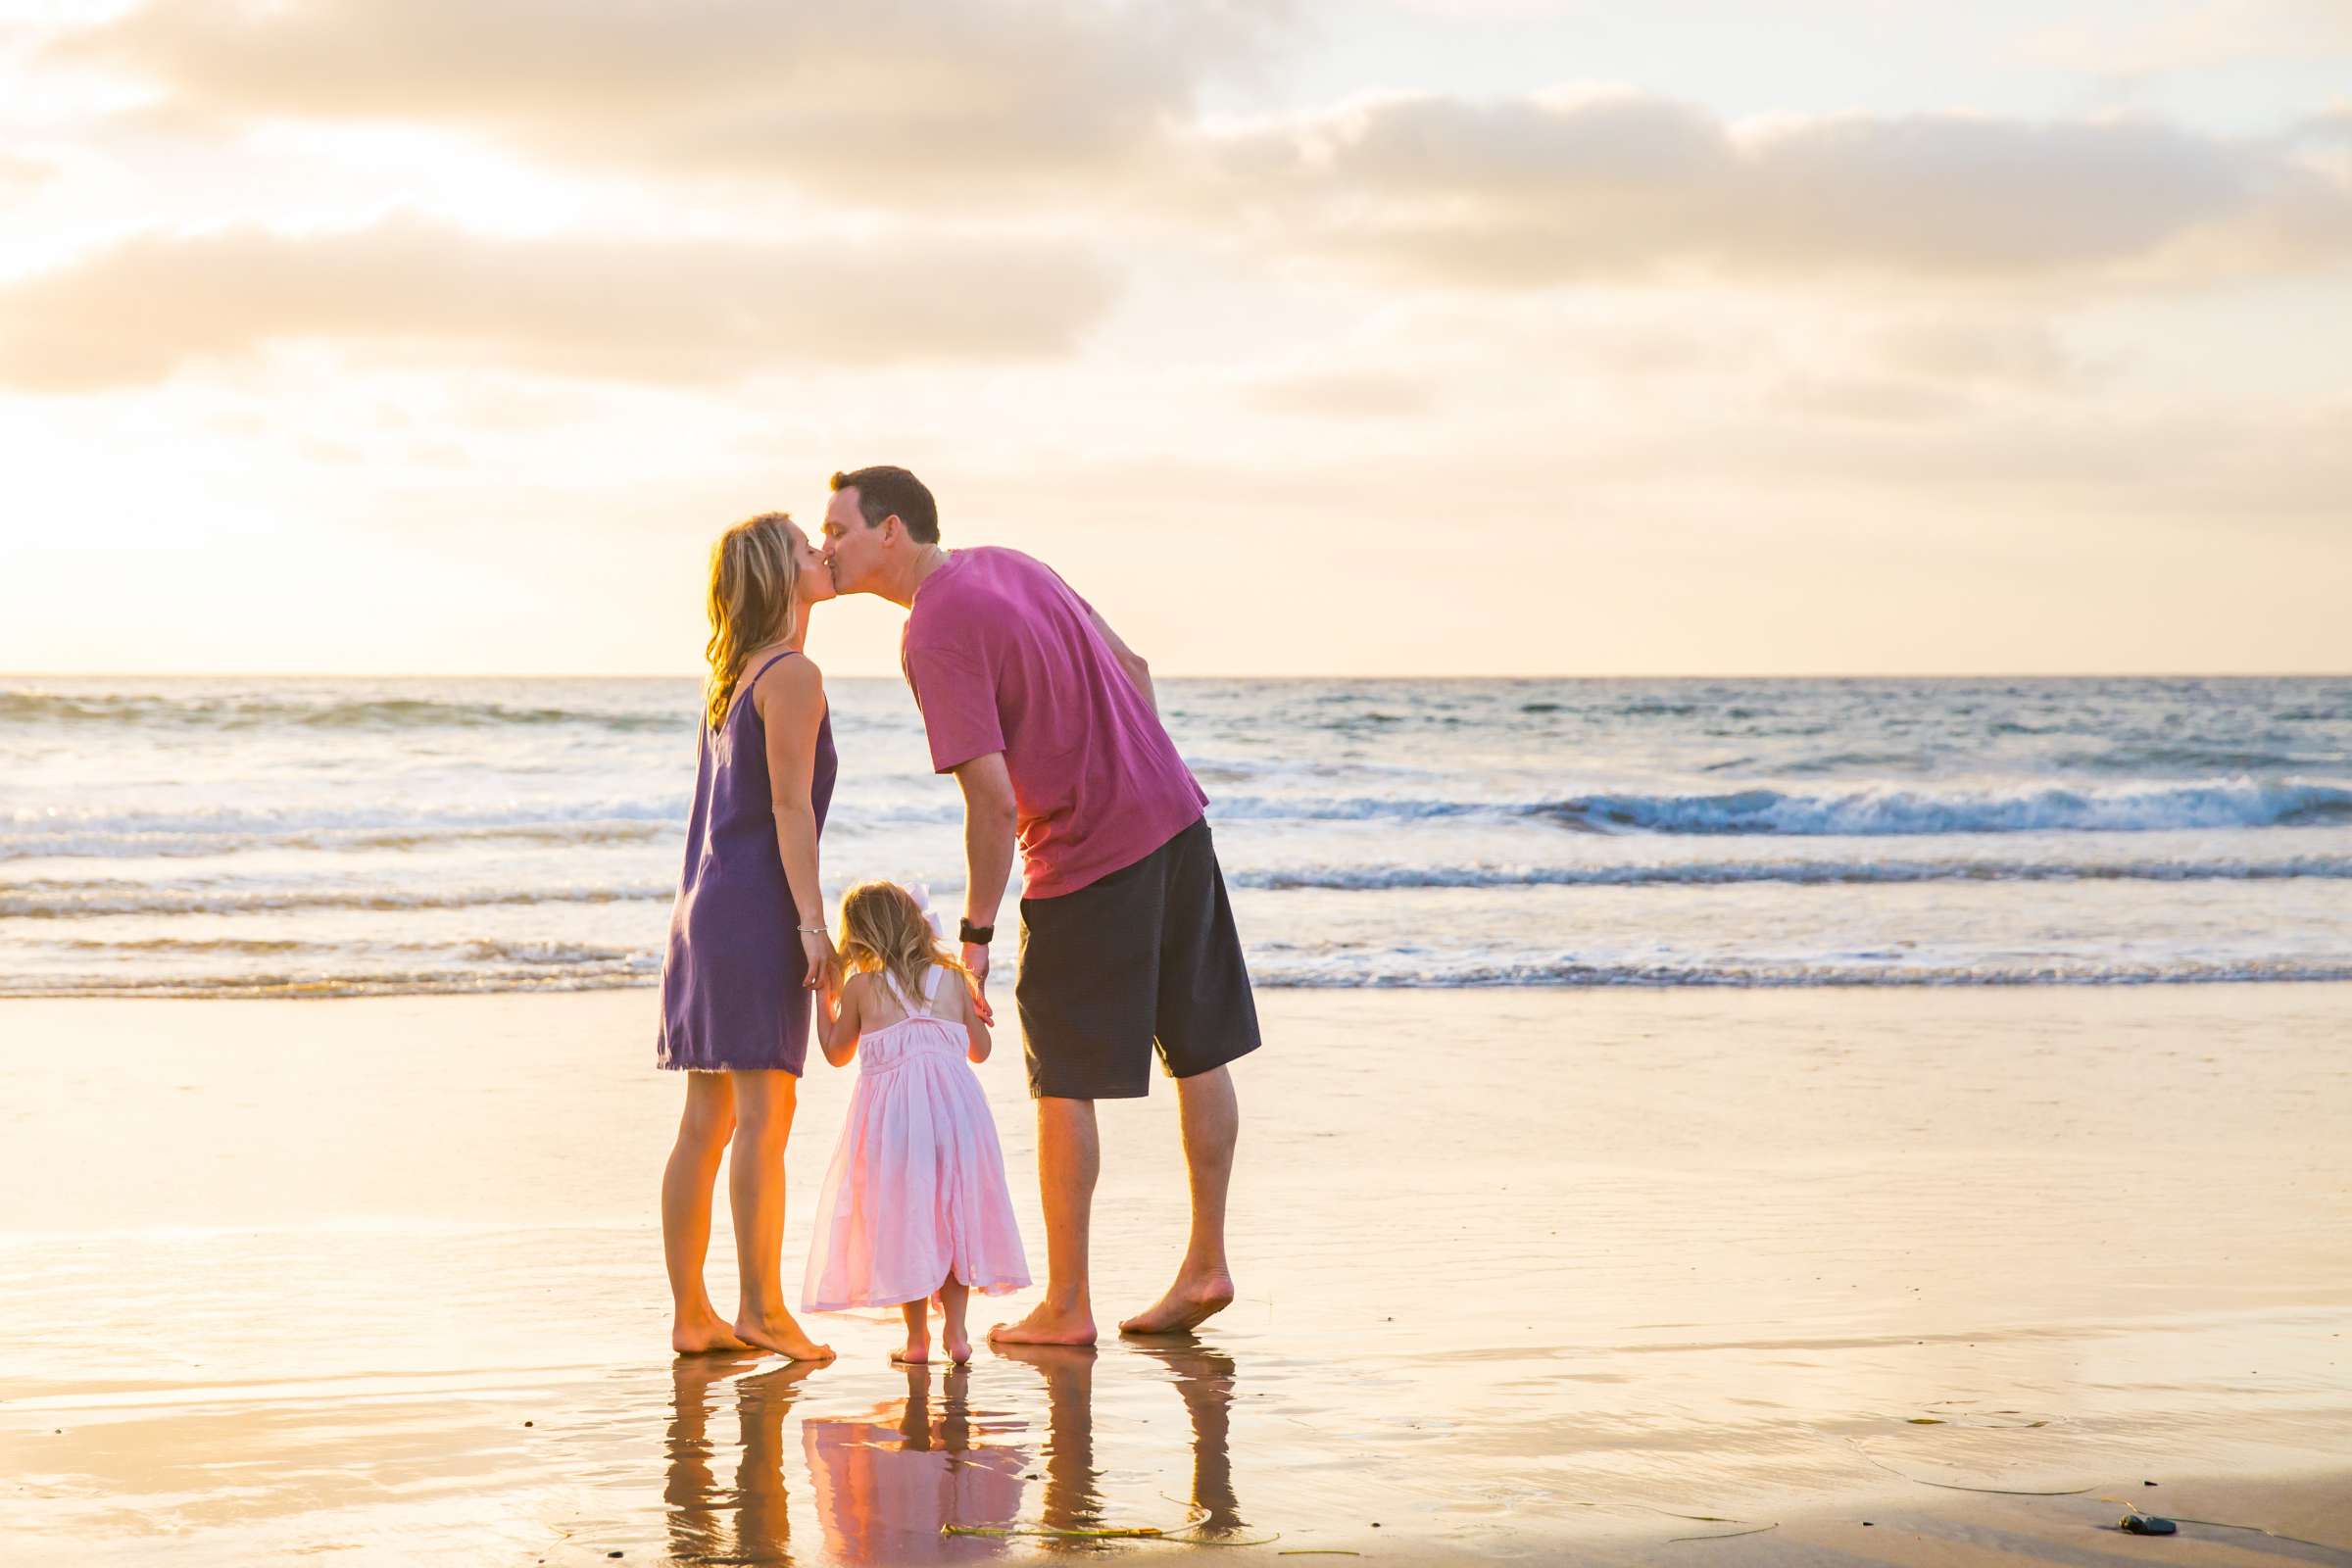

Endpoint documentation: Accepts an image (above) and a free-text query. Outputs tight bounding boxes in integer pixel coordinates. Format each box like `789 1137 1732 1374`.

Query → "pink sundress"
803 965 1031 1310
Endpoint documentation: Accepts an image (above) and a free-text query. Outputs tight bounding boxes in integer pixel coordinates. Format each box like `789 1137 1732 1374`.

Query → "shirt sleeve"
905 635 1006 774
1046 563 1095 617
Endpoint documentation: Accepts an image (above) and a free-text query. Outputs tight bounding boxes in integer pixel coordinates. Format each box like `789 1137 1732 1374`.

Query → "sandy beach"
4 983 2349 1565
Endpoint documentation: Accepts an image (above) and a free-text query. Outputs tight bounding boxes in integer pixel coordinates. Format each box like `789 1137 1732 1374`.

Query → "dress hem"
804 1276 1031 1313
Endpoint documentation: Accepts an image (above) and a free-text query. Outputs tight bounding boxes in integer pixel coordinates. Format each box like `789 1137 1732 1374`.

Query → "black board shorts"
1014 816 1262 1100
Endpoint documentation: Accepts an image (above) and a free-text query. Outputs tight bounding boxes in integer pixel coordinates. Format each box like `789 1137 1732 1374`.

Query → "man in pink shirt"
821 466 1260 1346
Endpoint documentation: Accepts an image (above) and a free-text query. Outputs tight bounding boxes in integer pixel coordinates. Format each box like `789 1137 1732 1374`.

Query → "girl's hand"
800 927 836 992
961 941 995 1025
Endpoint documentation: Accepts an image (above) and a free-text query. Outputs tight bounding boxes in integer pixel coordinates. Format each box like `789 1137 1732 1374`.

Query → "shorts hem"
1167 1035 1260 1080
1029 1078 1153 1102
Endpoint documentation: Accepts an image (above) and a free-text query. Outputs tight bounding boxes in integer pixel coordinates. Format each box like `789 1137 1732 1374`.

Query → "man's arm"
1086 606 1155 716
953 751 1017 1023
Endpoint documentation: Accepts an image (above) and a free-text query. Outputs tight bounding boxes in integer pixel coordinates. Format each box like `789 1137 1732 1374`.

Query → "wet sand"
3 984 2349 1565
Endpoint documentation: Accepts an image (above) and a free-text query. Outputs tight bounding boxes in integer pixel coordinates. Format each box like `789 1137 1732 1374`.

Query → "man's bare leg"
991 1096 1099 1345
663 1072 750 1353
1120 1065 1239 1335
726 1070 833 1361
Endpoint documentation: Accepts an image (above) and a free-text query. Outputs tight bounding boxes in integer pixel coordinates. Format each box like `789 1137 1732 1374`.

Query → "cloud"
1865 316 2082 389
0 150 55 189
1250 368 1432 417
46 0 1286 201
39 7 2349 294
0 214 1118 390
1182 87 2352 288
2017 1 2352 76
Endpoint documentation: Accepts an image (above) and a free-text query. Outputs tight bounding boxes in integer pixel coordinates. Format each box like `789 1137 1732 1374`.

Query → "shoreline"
15 965 2352 1003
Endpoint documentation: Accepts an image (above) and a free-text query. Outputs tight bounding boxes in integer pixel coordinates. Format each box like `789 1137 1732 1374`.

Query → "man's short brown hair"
829 466 938 545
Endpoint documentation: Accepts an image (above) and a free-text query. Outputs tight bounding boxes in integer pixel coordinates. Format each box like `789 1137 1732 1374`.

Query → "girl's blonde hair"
837 880 964 1007
704 512 801 730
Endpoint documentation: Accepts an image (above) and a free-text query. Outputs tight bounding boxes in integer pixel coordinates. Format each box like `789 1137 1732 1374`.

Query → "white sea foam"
1543 779 2352 836
1232 854 2352 891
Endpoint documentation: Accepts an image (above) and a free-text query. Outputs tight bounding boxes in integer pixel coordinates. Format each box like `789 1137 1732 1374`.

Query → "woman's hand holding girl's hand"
800 927 837 992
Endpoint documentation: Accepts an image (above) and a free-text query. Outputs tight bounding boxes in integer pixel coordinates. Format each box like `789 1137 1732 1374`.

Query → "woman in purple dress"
659 512 840 1361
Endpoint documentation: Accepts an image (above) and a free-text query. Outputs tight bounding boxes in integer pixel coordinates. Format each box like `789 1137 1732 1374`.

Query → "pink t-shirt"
901 548 1207 901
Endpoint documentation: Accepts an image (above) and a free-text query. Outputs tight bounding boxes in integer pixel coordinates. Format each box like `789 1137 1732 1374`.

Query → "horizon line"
5 668 2348 682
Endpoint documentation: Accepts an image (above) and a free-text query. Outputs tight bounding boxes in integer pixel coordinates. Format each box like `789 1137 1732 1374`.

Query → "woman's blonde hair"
704 512 801 730
837 880 964 1008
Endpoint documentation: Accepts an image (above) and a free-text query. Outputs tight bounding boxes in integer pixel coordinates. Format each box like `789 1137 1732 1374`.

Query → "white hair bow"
906 882 947 941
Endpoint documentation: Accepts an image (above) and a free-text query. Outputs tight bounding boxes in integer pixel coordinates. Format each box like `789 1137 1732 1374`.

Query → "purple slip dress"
657 650 837 1073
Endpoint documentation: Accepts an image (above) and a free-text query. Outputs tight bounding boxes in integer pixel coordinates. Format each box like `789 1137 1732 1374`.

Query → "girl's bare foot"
1118 1269 1236 1337
893 1332 931 1365
989 1300 1098 1347
733 1309 834 1362
673 1311 752 1355
939 1277 972 1365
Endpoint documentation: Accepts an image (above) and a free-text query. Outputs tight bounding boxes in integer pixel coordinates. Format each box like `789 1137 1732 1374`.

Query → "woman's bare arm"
754 653 832 989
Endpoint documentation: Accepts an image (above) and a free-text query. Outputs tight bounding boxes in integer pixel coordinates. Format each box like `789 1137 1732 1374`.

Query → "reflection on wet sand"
665 1353 821 1566
662 1341 1244 1563
990 1340 1244 1543
1137 1342 1242 1536
804 1362 1026 1563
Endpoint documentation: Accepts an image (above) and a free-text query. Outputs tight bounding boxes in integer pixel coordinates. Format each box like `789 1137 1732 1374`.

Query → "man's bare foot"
989 1300 1098 1347
1118 1271 1236 1337
673 1311 753 1355
733 1310 834 1362
893 1334 931 1365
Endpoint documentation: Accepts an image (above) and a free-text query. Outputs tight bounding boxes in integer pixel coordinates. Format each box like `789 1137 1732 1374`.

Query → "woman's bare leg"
726 1069 832 1361
663 1072 749 1353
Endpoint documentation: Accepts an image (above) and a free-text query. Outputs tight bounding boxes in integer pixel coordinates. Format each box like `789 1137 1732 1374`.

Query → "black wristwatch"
958 918 996 946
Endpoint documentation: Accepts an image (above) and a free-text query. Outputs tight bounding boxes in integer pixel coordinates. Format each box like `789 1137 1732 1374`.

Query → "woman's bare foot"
733 1309 834 1362
893 1332 931 1365
990 1299 1098 1347
1118 1270 1236 1337
673 1311 752 1355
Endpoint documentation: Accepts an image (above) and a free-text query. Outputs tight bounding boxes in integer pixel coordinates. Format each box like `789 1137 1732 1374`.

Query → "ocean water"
3 675 2349 998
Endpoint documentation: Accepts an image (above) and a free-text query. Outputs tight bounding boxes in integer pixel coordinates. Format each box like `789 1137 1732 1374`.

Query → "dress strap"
717 649 803 730
744 648 802 688
881 969 924 1019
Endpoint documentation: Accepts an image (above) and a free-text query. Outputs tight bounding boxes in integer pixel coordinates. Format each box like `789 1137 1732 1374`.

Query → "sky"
0 0 2347 677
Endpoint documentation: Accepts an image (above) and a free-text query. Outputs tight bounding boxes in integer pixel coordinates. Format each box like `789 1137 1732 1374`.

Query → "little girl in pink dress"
805 880 1030 1364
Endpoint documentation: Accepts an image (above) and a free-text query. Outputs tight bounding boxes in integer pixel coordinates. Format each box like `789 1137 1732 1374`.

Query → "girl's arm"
817 973 862 1067
755 654 834 992
957 968 993 1064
